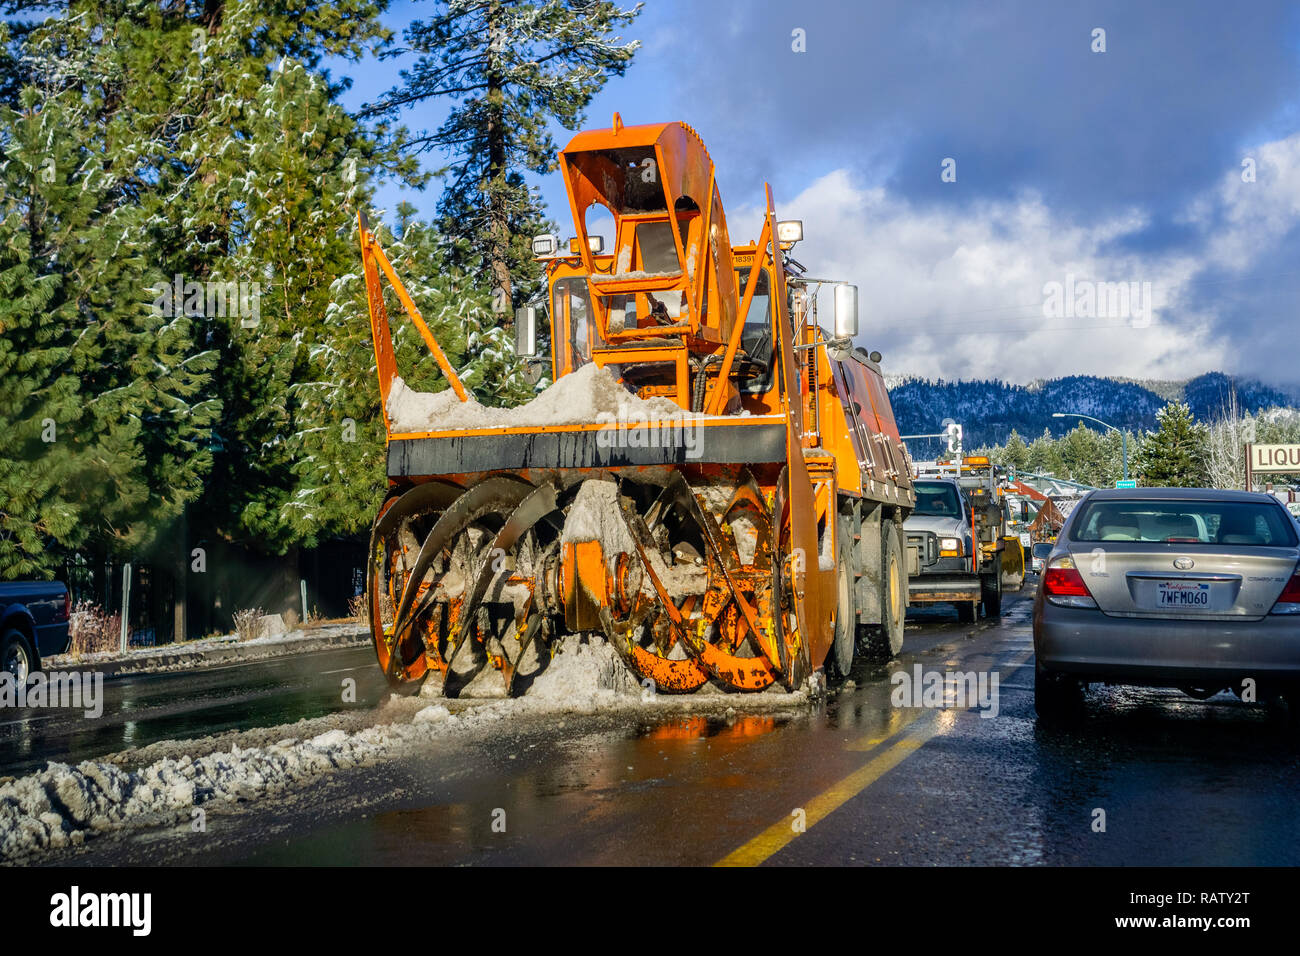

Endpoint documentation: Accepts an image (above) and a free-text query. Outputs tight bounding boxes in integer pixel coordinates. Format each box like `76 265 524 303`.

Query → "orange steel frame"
357 119 915 687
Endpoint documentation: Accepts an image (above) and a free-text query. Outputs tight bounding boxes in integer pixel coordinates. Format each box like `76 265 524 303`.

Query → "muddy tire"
859 520 905 663
827 511 856 681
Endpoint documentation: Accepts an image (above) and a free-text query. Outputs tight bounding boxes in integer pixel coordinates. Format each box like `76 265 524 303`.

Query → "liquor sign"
1249 444 1300 474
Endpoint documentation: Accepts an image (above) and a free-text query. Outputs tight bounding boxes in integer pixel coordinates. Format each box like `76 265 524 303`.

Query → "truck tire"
981 570 1003 617
2 628 35 682
859 520 905 663
827 511 856 682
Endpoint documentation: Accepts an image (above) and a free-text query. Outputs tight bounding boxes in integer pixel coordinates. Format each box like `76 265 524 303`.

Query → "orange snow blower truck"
359 116 914 696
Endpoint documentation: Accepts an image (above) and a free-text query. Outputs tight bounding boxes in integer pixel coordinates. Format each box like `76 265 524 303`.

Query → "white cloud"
726 132 1300 384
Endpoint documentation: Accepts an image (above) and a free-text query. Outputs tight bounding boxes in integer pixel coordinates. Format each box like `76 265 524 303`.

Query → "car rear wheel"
2 628 34 682
1034 661 1082 720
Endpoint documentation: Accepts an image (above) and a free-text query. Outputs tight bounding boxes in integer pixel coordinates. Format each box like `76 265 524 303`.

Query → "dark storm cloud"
677 0 1300 219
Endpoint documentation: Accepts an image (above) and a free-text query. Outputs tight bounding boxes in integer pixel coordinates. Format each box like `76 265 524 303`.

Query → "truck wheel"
2 628 34 682
827 511 856 682
957 600 977 624
859 521 905 663
981 571 1003 617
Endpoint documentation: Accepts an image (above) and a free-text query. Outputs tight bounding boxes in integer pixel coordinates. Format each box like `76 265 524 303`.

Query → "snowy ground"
0 637 808 863
44 622 367 674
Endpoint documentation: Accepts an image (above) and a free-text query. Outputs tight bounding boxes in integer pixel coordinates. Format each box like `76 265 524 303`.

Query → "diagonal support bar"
357 212 469 431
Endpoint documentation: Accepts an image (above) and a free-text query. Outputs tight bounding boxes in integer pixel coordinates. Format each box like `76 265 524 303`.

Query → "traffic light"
946 422 963 454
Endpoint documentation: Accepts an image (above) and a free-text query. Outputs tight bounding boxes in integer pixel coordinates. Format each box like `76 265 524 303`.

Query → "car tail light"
1042 555 1097 608
1269 563 1300 615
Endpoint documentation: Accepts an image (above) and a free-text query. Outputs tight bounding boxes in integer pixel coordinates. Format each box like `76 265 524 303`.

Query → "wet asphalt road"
35 577 1300 866
0 645 388 778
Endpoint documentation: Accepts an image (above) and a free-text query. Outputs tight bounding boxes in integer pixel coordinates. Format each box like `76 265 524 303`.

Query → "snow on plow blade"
357 117 916 697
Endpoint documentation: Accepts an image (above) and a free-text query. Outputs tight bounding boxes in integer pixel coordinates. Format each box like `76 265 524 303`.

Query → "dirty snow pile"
560 479 635 557
0 635 804 861
526 635 642 701
386 362 696 433
0 728 391 860
0 640 639 861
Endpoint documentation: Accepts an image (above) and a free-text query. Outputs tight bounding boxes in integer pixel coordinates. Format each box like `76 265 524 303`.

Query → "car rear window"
1069 499 1298 546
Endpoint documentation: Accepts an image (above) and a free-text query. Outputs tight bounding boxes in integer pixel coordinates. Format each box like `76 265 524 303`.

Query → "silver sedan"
1033 487 1300 718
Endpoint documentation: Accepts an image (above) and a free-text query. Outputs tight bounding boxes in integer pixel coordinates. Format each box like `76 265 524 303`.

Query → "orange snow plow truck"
358 116 915 696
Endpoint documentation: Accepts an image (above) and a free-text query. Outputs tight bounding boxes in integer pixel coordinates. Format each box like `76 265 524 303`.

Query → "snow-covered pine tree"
1001 429 1030 472
291 203 538 543
0 30 218 580
1027 428 1064 477
1134 401 1210 488
65 0 415 568
365 0 643 310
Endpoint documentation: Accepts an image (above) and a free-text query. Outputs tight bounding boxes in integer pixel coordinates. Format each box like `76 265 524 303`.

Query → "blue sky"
330 0 1300 386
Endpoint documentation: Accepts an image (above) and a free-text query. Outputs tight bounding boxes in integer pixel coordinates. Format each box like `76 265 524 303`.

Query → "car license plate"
1155 580 1213 609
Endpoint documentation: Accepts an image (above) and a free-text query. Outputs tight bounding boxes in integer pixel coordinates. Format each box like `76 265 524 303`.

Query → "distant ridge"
889 371 1298 454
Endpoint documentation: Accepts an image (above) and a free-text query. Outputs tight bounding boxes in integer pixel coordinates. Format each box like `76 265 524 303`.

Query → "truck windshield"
913 481 963 518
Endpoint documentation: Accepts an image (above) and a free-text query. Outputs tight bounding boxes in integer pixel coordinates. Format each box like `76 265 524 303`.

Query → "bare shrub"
347 593 367 627
283 609 300 631
232 607 264 642
349 592 389 629
67 601 125 655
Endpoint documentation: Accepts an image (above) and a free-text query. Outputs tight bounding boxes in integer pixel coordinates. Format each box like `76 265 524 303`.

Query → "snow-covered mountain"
889 372 1297 452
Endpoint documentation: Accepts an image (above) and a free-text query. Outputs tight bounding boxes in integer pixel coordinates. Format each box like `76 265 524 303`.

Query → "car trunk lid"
1070 544 1297 620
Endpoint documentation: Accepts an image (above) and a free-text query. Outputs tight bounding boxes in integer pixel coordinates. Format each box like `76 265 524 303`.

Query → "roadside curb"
52 629 372 678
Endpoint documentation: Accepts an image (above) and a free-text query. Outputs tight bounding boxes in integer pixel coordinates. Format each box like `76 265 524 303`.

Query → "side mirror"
514 306 538 357
833 283 858 340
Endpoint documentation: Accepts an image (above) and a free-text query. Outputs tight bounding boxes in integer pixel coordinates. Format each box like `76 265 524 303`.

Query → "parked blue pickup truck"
0 581 70 679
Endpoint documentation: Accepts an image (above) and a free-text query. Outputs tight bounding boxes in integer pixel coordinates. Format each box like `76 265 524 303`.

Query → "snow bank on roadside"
386 362 695 433
0 727 392 860
44 622 364 669
0 636 803 862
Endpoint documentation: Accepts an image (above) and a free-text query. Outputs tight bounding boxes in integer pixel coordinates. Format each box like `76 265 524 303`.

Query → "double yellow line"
715 649 1033 867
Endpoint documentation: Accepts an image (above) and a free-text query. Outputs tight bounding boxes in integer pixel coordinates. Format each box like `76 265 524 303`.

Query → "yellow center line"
715 647 1035 867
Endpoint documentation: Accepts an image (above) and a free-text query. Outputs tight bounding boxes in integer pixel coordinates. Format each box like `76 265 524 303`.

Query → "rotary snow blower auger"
358 116 916 698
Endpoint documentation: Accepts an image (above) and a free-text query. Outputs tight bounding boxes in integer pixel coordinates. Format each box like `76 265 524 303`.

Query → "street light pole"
1052 411 1128 482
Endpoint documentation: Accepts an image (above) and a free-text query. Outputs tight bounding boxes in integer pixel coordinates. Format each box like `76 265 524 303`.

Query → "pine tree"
366 0 643 309
1027 428 1064 476
58 0 414 566
0 0 407 609
0 23 218 581
1001 429 1029 471
1134 401 1210 488
286 207 533 544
